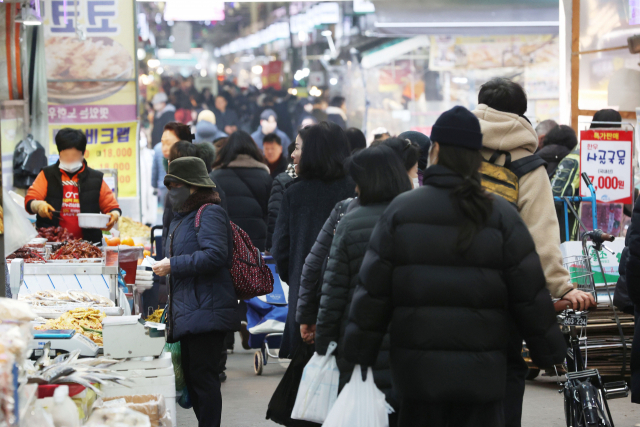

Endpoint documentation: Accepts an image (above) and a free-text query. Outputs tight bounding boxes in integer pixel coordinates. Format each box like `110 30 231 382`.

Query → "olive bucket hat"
164 157 217 188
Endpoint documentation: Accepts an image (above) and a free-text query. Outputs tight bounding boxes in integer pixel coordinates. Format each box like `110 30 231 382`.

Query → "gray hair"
535 119 558 137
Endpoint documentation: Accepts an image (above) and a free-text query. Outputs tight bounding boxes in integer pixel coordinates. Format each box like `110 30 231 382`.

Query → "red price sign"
580 130 633 204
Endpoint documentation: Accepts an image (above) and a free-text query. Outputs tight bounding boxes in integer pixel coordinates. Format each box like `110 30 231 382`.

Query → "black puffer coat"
621 198 640 403
211 155 272 251
265 165 296 252
271 176 356 358
296 198 359 325
343 166 566 404
314 203 395 406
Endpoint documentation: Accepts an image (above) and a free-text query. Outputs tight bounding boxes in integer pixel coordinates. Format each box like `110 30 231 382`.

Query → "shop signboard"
42 0 138 198
262 61 283 90
48 122 138 199
579 130 633 204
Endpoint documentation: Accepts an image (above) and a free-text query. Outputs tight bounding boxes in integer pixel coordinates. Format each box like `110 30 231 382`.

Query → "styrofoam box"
103 357 177 427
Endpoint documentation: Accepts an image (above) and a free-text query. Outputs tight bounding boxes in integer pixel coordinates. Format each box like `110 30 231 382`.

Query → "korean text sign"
43 0 136 119
579 130 633 204
49 122 138 198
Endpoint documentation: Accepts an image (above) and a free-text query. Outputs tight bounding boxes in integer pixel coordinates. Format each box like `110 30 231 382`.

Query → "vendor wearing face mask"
25 128 121 243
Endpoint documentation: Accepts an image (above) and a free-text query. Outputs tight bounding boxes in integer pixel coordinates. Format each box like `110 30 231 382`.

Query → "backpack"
195 204 274 300
480 150 547 205
550 152 580 198
550 152 581 242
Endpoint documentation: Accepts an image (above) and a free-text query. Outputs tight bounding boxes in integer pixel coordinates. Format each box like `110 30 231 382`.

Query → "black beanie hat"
430 106 483 150
398 131 431 170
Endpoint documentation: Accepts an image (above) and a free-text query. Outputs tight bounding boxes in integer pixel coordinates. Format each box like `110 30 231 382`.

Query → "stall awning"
371 0 559 36
360 36 429 69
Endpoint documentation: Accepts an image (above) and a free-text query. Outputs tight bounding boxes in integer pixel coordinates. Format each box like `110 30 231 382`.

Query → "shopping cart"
246 255 289 375
553 174 629 427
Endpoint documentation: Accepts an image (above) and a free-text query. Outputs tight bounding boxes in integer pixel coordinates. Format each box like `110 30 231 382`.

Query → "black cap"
430 106 483 150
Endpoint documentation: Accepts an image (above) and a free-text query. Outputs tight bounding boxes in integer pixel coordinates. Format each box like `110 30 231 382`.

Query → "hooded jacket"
195 120 227 143
473 104 572 298
165 191 239 341
342 166 567 403
211 154 272 251
537 144 573 177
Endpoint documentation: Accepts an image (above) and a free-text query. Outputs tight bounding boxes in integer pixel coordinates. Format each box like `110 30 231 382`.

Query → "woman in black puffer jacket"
314 145 412 420
211 131 272 251
343 107 566 427
271 122 355 358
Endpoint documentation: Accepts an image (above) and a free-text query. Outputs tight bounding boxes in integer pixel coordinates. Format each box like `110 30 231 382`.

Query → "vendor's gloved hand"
102 211 120 231
152 258 171 277
31 200 55 219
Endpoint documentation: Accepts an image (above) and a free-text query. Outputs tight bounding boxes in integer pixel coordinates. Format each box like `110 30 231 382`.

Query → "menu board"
43 0 138 198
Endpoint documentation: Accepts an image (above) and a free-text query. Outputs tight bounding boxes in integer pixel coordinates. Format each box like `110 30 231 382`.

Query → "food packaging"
85 406 152 427
77 214 110 229
93 395 171 427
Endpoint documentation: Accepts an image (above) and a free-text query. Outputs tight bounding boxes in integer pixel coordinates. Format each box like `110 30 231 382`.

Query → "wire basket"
563 255 596 295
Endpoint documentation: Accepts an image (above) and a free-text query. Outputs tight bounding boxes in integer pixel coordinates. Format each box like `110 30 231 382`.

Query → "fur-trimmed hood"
214 154 270 173
179 189 221 213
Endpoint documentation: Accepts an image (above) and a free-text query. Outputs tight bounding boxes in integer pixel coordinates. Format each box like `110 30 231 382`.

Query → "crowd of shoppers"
145 76 628 427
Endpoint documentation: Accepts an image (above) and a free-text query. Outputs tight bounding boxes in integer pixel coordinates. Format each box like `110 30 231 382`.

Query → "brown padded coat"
473 104 573 298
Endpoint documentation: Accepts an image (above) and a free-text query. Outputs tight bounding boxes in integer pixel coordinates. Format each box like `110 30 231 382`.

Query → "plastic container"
77 213 109 229
37 384 85 399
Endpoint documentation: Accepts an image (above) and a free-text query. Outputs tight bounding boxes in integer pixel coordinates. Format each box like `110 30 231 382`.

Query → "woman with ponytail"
341 106 567 427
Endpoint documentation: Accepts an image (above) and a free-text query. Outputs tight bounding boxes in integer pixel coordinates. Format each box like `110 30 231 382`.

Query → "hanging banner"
48 122 138 198
43 0 136 119
579 129 634 204
43 0 138 197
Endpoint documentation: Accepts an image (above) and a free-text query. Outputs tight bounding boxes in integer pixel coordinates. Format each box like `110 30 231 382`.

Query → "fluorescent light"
137 48 146 61
251 65 264 75
298 31 308 43
200 69 207 77
374 21 559 28
330 77 338 85
321 30 332 37
451 77 468 84
147 59 161 68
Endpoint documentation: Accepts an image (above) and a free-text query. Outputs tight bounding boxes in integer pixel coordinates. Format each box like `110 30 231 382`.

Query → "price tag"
580 129 633 204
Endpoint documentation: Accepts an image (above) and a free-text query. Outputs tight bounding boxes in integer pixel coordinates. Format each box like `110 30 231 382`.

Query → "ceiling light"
321 30 332 37
252 65 264 75
137 48 146 61
329 77 338 86
156 67 164 75
147 59 161 68
200 69 207 77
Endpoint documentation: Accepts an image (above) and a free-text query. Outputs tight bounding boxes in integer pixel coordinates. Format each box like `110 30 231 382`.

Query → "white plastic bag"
323 364 394 427
3 189 37 255
291 341 340 423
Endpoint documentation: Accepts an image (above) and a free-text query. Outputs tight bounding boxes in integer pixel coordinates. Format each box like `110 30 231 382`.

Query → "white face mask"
59 161 83 173
412 177 420 189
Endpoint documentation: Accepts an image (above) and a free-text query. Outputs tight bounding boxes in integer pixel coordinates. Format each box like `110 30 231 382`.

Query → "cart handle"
581 172 593 187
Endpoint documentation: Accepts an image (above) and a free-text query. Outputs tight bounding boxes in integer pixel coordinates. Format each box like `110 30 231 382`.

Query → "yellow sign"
49 122 138 198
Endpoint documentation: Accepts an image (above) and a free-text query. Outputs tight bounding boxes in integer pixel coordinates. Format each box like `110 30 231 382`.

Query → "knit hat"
164 157 217 188
430 106 483 150
399 131 431 170
197 109 216 125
